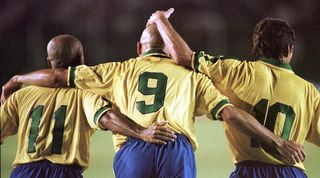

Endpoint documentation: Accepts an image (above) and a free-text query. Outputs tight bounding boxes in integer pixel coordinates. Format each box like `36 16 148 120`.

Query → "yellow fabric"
192 51 320 170
0 86 111 169
68 52 231 151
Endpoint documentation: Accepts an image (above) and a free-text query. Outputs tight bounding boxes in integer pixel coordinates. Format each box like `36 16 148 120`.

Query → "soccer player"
0 34 177 178
1 26 305 177
148 8 319 178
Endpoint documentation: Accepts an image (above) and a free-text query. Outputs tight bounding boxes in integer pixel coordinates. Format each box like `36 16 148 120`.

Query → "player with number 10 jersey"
191 51 320 171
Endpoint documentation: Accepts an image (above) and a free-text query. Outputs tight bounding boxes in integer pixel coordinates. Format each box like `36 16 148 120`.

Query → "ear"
137 42 142 56
47 57 52 68
284 45 293 58
288 44 294 54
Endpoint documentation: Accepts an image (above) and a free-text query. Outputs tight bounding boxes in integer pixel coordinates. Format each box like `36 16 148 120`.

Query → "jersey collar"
259 57 293 71
142 49 171 59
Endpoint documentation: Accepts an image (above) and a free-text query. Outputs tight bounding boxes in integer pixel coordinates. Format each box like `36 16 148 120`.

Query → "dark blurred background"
0 0 319 88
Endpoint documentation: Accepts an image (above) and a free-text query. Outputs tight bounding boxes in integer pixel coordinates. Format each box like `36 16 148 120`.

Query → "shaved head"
47 34 84 69
139 24 165 53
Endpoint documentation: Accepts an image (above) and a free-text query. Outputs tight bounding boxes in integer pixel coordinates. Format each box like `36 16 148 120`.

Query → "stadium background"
1 0 319 177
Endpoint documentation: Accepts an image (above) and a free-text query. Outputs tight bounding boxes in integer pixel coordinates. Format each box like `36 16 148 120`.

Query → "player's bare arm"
98 109 177 144
220 105 305 164
1 69 68 104
147 8 193 68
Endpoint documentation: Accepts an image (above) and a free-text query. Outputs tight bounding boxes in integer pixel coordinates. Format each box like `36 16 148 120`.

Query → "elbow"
99 110 114 130
220 106 239 124
50 69 67 87
171 54 190 68
171 51 192 68
47 74 59 87
223 114 239 124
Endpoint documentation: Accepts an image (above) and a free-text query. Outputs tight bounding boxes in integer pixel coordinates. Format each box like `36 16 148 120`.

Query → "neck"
280 56 291 64
141 46 165 56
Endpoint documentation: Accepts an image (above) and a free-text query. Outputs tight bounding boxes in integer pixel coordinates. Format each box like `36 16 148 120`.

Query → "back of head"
140 25 165 52
47 34 84 69
252 18 295 60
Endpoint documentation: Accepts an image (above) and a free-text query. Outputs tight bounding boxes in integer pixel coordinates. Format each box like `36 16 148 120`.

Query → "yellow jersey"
68 49 232 151
0 86 111 169
192 51 320 170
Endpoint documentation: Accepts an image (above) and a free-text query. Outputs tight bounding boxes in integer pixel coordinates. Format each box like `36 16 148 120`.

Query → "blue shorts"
113 134 196 178
10 159 83 178
229 161 307 178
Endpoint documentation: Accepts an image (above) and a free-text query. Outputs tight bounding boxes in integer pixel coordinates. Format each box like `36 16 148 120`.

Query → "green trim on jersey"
94 104 112 125
211 99 230 120
194 51 240 72
69 67 76 87
259 57 293 71
142 49 171 59
193 51 204 72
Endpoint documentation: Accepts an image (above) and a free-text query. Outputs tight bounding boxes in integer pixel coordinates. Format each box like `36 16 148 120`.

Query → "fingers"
276 140 306 165
164 8 174 18
1 89 7 105
145 121 177 144
293 147 305 163
155 124 177 141
291 153 298 164
300 147 306 162
146 8 174 27
155 129 176 140
150 139 167 145
290 141 305 163
156 121 168 127
149 132 176 145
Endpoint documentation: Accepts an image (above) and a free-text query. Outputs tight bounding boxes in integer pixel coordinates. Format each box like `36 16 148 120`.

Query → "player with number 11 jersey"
1 85 111 169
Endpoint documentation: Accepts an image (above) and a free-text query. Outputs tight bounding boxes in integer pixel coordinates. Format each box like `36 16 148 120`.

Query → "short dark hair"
252 18 295 60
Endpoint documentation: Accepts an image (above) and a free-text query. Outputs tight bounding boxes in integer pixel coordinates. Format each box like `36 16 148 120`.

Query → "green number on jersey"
251 99 295 154
27 105 67 154
52 105 67 154
28 105 44 153
136 72 168 114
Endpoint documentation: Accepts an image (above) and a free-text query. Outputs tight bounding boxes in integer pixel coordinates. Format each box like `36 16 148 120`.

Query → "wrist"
10 75 21 87
273 137 283 149
138 127 148 141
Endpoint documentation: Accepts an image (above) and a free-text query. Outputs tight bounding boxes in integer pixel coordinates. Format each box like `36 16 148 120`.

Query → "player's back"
71 52 230 151
0 85 103 169
113 56 226 150
206 57 320 170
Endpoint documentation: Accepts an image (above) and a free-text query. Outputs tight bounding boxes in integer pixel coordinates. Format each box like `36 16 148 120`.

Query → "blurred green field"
1 119 319 178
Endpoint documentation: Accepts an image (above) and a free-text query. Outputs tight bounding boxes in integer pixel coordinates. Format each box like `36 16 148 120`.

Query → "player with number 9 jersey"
192 51 320 171
68 47 232 177
0 85 111 170
68 49 231 152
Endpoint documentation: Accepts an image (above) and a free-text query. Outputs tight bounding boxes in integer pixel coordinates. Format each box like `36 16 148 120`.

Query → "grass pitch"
1 119 319 177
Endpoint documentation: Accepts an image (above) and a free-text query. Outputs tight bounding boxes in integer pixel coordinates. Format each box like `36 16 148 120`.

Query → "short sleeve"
191 51 224 77
0 93 19 144
68 62 124 98
195 73 233 120
306 92 320 147
80 91 113 130
192 51 244 92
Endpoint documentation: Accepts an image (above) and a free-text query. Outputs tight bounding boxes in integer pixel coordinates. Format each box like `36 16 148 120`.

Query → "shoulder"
291 75 320 98
196 51 249 68
14 85 51 96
